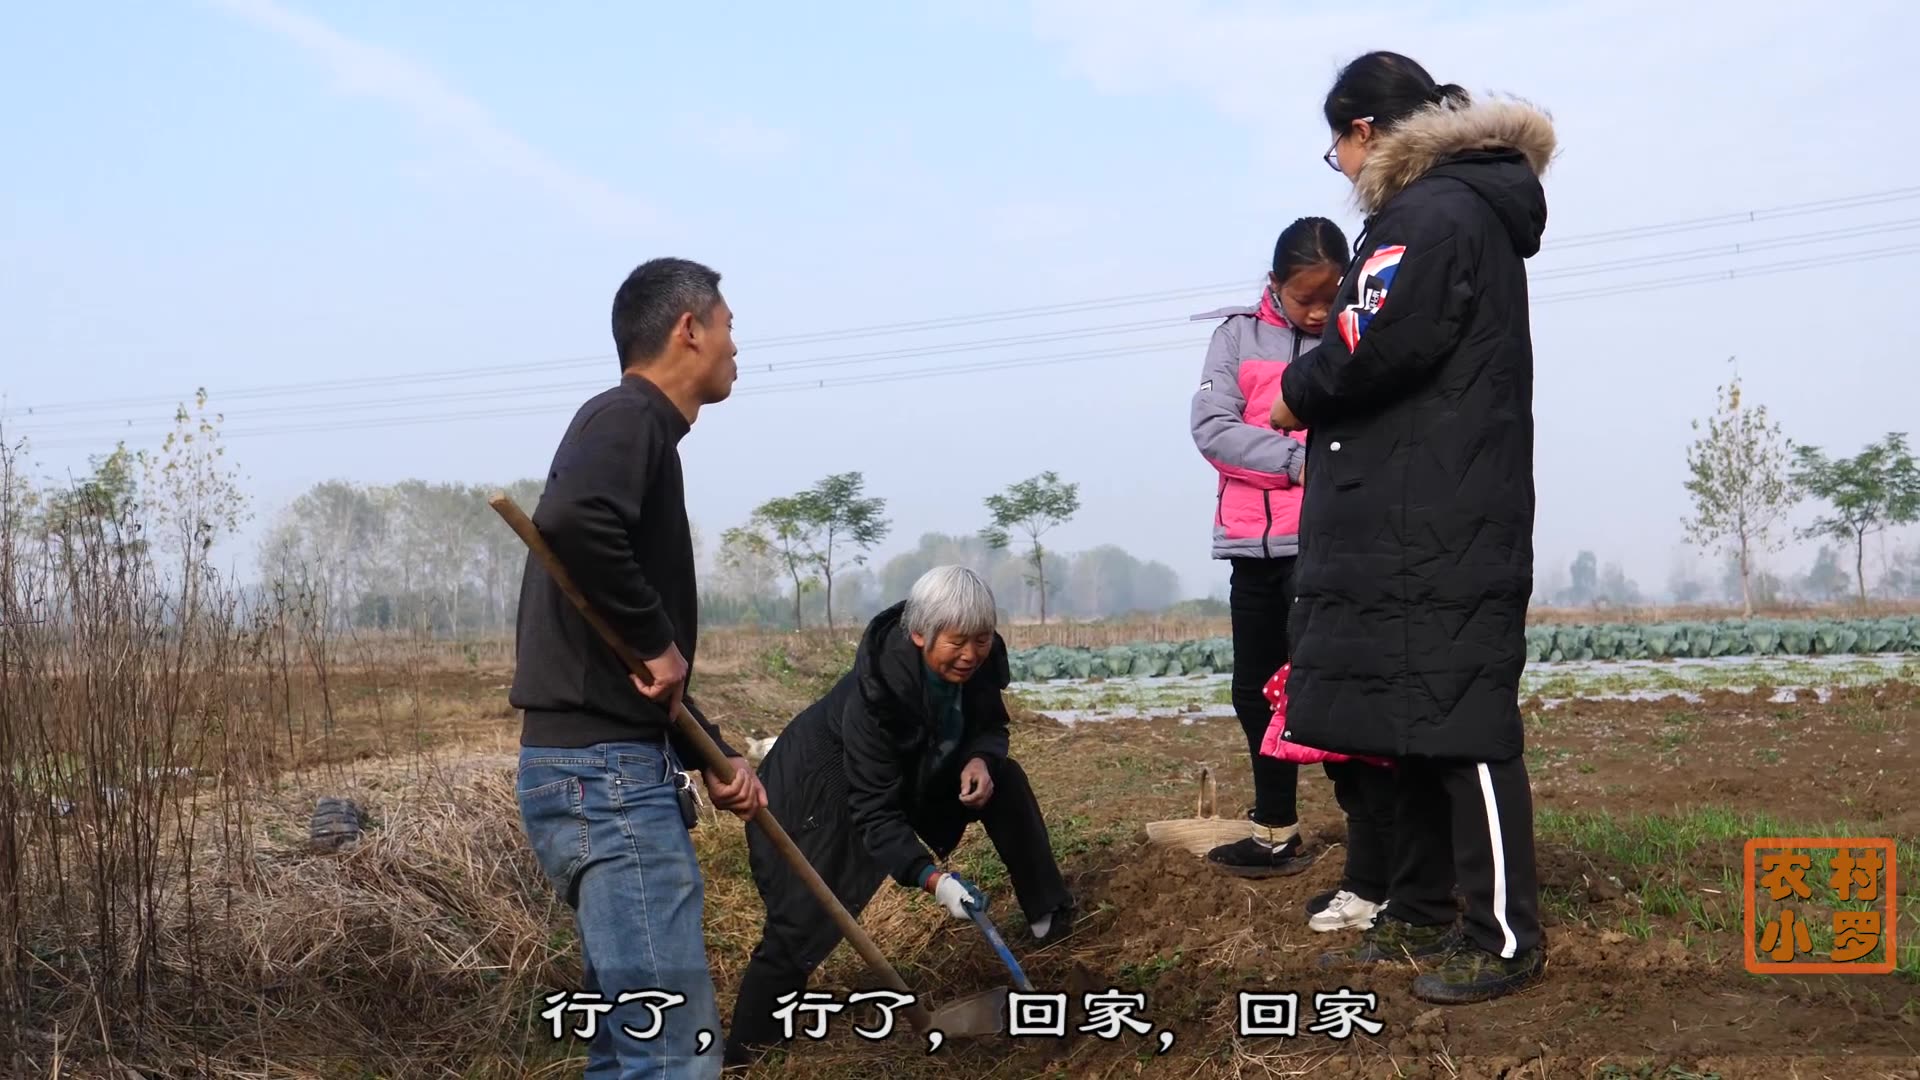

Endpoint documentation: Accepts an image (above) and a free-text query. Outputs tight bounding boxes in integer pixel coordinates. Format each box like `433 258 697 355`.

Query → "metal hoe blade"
927 986 1012 1039
923 903 1035 1039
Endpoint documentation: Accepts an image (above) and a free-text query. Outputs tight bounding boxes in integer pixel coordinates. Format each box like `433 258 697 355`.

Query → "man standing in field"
510 257 766 1079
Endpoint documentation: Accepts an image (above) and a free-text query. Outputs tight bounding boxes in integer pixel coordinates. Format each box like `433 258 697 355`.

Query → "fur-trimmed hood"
1353 97 1557 255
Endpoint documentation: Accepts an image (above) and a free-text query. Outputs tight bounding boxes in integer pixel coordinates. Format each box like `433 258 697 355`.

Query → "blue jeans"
517 741 723 1080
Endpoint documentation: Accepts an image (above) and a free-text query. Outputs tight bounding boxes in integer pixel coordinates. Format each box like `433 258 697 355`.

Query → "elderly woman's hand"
958 757 994 809
1270 395 1303 431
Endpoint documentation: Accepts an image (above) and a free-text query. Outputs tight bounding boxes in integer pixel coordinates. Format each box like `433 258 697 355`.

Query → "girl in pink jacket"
1188 217 1347 880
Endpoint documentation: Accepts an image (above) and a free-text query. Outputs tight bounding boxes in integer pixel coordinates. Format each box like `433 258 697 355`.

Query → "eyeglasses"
1324 116 1374 172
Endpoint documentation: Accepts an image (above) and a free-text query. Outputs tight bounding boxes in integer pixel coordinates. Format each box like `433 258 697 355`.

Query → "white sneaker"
1308 890 1382 933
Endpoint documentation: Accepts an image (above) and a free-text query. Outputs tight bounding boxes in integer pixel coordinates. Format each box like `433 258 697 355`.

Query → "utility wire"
12 338 1205 433
9 216 1910 434
18 239 1920 451
21 340 1211 448
13 183 1920 419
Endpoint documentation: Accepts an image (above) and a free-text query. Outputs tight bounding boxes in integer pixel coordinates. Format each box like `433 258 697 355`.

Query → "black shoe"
1206 819 1317 878
1029 901 1078 947
1306 888 1340 915
1411 942 1547 1004
1316 913 1459 970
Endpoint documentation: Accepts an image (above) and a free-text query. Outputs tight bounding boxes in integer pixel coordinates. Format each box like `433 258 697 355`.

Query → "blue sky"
5 0 1919 601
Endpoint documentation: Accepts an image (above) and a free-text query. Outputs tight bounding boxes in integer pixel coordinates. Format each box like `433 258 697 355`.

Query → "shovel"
925 901 1035 1038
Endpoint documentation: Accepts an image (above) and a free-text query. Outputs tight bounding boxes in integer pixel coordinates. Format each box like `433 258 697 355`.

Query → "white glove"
930 873 983 920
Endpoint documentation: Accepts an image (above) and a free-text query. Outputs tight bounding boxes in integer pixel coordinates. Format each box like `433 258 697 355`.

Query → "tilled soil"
789 680 1920 1077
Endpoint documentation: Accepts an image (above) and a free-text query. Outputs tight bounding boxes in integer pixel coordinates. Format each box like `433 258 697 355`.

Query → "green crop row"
1005 617 1920 683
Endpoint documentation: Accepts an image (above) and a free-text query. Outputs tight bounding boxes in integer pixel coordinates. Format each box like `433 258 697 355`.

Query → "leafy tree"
41 443 146 568
143 388 250 621
981 471 1080 624
726 495 819 630
1681 364 1797 617
1790 432 1920 604
794 472 889 632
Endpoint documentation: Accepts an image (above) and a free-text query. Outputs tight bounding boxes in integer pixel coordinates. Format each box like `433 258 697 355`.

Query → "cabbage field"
1005 616 1920 682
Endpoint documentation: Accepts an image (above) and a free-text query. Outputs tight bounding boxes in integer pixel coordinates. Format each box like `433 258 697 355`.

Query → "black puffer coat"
755 601 1012 889
1278 97 1557 761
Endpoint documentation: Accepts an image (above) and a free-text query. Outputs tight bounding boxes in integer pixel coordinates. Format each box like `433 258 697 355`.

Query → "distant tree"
1563 551 1599 607
1802 545 1851 603
982 471 1080 624
1164 597 1231 618
1537 559 1570 608
1790 433 1920 605
724 495 819 630
1883 545 1920 600
1061 545 1180 617
792 472 890 632
1681 363 1797 617
1596 562 1643 607
879 532 1003 601
1666 555 1707 605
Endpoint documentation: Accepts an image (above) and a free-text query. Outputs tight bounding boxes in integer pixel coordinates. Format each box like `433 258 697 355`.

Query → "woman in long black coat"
1270 50 1556 1005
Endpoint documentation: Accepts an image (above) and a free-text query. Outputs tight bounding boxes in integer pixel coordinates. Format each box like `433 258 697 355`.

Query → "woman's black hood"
1352 97 1557 258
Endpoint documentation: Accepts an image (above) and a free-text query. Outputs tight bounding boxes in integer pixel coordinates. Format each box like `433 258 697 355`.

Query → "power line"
19 339 1212 449
1545 186 1920 250
13 183 1920 419
1531 216 1920 282
12 214 1914 437
23 236 1920 453
13 337 1205 435
1532 241 1920 305
12 240 1920 450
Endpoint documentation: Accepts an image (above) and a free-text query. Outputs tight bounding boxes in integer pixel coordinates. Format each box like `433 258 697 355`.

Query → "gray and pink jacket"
1189 289 1311 560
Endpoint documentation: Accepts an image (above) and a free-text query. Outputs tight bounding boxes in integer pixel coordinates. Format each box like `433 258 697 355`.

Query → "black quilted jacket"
1278 97 1556 761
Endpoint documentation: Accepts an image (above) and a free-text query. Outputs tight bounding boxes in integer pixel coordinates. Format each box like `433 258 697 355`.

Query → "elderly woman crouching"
723 566 1076 1066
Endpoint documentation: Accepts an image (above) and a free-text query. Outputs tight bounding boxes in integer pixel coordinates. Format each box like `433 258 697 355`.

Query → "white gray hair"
904 565 997 641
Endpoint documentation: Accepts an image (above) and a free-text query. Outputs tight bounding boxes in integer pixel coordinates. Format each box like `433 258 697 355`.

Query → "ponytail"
1324 52 1467 134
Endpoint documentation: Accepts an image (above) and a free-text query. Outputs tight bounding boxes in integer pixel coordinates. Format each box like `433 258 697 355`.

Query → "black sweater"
509 374 736 761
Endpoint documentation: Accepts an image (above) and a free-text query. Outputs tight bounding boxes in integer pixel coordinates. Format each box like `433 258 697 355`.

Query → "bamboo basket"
1142 767 1250 856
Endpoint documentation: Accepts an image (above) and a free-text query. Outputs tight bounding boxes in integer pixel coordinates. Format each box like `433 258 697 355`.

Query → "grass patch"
1540 806 1920 976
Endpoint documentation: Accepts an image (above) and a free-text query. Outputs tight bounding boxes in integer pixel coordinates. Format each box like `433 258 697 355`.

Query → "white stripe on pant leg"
1475 763 1519 959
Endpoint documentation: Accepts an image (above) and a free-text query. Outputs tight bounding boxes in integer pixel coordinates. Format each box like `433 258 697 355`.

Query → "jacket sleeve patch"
1336 244 1407 352
1198 379 1212 391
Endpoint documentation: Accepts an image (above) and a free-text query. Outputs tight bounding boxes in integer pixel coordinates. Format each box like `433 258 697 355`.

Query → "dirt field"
18 630 1919 1079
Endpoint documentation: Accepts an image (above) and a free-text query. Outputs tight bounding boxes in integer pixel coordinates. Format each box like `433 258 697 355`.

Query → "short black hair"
1272 216 1350 281
1323 50 1469 135
611 257 724 371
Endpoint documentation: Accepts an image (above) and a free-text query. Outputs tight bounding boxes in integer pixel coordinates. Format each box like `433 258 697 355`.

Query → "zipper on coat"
1262 490 1274 559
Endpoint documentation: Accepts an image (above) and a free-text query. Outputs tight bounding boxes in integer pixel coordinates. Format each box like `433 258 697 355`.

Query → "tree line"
250 468 1183 636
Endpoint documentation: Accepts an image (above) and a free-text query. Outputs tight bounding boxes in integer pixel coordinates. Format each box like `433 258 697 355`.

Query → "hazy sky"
5 0 1918 602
